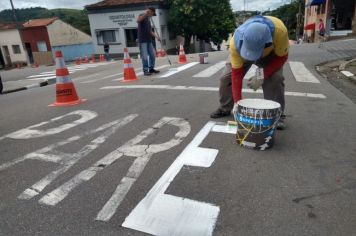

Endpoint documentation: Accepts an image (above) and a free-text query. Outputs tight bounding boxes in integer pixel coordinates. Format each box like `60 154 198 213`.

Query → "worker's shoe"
210 108 231 119
276 114 286 130
149 69 160 74
144 71 152 76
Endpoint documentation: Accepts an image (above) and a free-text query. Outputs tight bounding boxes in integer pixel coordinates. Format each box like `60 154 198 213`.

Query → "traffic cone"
84 56 89 63
122 48 138 82
49 51 86 107
178 45 187 64
100 54 105 62
91 54 96 63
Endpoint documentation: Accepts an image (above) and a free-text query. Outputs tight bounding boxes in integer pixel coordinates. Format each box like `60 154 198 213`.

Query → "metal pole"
10 0 30 66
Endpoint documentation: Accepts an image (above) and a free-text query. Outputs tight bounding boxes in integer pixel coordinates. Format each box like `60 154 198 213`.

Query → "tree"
269 0 304 39
166 0 236 51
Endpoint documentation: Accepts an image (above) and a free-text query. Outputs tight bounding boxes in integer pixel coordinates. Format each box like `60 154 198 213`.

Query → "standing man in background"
137 7 161 76
104 42 110 61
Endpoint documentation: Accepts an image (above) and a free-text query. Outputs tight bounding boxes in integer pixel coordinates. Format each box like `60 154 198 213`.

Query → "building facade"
86 0 177 55
304 0 356 42
22 18 94 65
0 23 27 69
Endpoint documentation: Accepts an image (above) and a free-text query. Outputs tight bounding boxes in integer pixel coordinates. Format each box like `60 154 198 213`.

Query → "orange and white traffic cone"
49 51 86 107
100 54 105 62
122 48 138 82
178 44 187 64
91 54 96 63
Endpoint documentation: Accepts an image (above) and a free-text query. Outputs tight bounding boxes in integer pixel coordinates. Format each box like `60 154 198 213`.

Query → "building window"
125 28 138 47
96 29 119 44
37 41 47 52
12 45 21 54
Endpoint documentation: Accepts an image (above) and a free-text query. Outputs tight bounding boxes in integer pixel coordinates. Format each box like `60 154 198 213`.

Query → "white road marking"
160 62 199 78
81 73 123 84
17 114 138 200
28 74 55 78
112 64 169 81
122 121 219 236
193 61 226 77
27 76 56 81
0 110 96 141
289 61 320 83
211 123 237 134
341 70 354 77
39 117 190 208
100 85 327 98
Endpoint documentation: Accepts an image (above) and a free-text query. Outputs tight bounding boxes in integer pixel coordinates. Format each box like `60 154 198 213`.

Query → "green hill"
0 7 91 35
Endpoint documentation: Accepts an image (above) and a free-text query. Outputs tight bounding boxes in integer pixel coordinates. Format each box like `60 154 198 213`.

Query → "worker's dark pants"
218 62 285 113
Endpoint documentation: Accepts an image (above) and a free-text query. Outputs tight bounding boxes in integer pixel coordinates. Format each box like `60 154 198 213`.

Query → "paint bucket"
234 99 281 150
199 53 208 64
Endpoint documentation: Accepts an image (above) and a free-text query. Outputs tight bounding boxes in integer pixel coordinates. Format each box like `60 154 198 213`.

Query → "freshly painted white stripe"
28 73 55 78
0 110 97 140
112 64 169 81
100 85 327 98
18 114 137 200
39 117 190 207
341 70 354 77
96 117 190 221
102 85 218 91
81 73 124 84
289 61 320 83
122 121 219 236
211 123 237 134
193 61 226 77
27 76 56 81
160 62 199 78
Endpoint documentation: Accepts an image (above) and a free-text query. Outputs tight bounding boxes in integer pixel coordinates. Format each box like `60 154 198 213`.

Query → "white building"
86 0 177 55
0 23 27 68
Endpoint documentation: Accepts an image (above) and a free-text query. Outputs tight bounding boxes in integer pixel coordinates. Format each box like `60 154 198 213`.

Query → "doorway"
25 43 34 64
0 48 5 70
2 46 11 66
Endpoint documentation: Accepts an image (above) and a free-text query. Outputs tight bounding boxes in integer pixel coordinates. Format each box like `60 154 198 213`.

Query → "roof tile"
23 17 58 28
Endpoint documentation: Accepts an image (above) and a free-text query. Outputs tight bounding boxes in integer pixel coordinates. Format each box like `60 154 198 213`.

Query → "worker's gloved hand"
232 102 239 116
247 76 264 91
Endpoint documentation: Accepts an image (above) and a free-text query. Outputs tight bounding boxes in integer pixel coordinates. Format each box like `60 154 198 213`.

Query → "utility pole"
9 0 30 66
296 0 303 41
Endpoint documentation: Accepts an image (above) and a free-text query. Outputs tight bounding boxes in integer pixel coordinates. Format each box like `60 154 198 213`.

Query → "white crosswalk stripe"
193 61 226 77
26 62 114 81
289 61 320 83
160 62 199 78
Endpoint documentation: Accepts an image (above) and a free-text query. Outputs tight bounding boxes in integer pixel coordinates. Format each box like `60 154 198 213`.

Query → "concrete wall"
0 29 27 65
47 19 92 46
52 43 94 61
88 8 176 54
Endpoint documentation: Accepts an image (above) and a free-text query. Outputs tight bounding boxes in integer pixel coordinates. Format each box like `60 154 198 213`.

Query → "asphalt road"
0 41 356 236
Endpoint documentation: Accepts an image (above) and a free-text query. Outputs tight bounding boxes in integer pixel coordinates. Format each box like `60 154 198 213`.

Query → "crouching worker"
229 15 289 129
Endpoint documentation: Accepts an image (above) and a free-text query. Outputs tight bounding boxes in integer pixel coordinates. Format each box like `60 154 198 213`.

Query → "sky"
0 0 289 12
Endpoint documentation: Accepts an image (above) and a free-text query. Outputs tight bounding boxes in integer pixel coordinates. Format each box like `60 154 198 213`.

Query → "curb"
1 78 56 95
